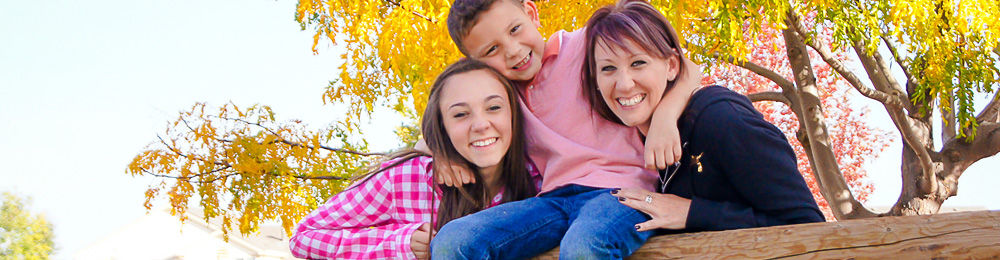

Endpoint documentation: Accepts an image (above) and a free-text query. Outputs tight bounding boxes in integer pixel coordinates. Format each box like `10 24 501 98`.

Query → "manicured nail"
635 224 640 230
618 197 626 201
610 189 620 194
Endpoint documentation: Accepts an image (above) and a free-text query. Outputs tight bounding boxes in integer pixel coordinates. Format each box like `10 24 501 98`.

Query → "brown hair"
350 59 536 231
447 0 525 56
581 0 687 124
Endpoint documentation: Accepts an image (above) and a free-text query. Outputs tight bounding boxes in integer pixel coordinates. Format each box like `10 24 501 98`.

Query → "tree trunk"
781 12 874 220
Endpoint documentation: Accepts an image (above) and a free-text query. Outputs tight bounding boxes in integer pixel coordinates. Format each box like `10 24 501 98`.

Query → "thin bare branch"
881 35 918 86
748 91 791 104
220 116 385 157
788 16 894 105
157 135 231 167
383 0 435 23
142 166 349 184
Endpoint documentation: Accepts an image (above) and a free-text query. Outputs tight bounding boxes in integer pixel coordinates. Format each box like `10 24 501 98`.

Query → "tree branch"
716 53 795 91
383 0 435 23
848 39 938 194
944 92 957 141
880 34 918 87
788 17 894 105
976 92 1000 124
220 117 385 157
748 91 791 104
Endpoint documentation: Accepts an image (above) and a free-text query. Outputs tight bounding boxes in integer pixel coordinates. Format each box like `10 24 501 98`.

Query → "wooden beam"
532 210 1000 259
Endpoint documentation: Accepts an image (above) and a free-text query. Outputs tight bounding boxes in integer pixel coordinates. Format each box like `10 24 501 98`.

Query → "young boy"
430 0 700 259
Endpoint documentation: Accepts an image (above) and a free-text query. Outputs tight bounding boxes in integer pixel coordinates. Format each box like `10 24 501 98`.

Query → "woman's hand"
410 223 432 259
612 188 691 232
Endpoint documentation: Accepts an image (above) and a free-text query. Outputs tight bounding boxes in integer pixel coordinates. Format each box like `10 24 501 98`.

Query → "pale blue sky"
0 0 997 259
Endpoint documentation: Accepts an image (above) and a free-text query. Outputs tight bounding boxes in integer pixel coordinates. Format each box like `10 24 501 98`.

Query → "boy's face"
461 1 545 82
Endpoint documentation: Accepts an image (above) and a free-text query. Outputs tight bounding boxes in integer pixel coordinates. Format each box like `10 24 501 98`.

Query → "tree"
704 21 893 220
129 0 999 237
1 192 55 260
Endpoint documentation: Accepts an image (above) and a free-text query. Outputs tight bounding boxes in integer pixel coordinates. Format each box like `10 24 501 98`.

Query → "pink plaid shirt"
289 156 540 259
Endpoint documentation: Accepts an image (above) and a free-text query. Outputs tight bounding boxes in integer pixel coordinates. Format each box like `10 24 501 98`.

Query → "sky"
0 0 997 259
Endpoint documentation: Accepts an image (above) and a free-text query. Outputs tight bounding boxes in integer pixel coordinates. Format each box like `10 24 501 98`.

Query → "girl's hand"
433 160 474 187
410 223 432 259
612 188 691 232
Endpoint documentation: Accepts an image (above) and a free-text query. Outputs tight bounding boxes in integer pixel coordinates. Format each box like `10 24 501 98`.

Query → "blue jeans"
431 185 653 260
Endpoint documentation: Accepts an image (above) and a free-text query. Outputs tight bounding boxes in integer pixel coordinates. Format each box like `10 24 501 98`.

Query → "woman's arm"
289 157 434 260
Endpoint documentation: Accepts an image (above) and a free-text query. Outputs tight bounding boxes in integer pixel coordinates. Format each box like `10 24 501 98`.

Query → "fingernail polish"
634 224 640 230
610 189 619 194
618 197 626 201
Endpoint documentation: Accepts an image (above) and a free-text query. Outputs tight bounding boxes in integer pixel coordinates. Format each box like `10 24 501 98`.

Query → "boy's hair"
447 0 524 56
581 0 687 125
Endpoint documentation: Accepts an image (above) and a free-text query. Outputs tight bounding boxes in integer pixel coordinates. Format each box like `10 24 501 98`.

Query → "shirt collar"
541 32 561 62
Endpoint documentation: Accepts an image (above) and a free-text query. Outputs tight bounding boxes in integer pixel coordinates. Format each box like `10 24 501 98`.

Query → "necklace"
659 142 688 192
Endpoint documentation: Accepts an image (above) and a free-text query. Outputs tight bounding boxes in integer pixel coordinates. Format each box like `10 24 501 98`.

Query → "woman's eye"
488 105 502 111
600 65 616 72
510 25 520 34
631 60 647 67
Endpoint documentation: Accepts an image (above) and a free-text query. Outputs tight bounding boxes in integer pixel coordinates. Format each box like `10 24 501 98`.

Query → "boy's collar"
541 32 562 62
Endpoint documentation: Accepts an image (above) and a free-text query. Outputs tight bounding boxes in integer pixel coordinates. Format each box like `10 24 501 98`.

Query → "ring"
645 195 652 203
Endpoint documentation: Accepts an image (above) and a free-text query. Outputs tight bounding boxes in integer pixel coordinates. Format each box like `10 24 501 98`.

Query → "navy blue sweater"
659 86 824 233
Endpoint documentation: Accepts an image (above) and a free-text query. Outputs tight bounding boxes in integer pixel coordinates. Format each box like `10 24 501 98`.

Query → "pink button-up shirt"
522 29 657 194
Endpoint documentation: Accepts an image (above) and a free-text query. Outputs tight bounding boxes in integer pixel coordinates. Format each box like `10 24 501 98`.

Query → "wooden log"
532 210 1000 259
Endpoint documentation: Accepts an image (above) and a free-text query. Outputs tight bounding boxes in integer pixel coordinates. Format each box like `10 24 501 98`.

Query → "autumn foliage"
129 0 997 237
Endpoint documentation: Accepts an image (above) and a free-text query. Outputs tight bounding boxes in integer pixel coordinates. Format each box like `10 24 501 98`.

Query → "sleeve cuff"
396 222 428 260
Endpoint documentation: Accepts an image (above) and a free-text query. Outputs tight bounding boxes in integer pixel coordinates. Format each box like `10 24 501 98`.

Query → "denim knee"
430 218 487 260
559 234 630 260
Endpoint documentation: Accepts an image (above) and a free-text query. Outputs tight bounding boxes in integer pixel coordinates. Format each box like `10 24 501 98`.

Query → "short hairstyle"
581 0 687 125
447 0 524 56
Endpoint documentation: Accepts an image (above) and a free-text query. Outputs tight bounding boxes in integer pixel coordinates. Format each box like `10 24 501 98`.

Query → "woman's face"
439 69 514 177
593 38 679 131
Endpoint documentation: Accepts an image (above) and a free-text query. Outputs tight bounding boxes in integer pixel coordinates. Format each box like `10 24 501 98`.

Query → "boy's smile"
461 0 545 82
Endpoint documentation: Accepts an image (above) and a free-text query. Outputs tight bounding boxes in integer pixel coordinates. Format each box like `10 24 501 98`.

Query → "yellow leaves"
130 101 378 238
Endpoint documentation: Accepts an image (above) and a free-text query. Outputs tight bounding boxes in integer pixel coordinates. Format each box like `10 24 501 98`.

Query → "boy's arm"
645 57 703 170
414 138 475 186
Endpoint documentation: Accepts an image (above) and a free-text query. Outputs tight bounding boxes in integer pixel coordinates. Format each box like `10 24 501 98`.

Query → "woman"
581 0 825 233
289 59 539 259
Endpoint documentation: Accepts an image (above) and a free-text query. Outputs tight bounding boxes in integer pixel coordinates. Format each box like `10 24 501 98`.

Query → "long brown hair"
424 59 536 231
349 59 536 231
581 0 688 124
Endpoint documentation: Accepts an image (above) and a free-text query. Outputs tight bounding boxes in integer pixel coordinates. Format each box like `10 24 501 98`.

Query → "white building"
74 208 293 260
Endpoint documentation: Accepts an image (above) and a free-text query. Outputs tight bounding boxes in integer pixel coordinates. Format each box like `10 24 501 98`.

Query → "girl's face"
439 69 514 177
593 38 679 133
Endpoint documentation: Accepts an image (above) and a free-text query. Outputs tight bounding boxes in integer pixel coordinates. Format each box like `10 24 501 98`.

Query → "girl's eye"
600 65 616 72
488 105 502 111
485 45 498 56
510 25 520 34
631 60 647 67
453 112 468 118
